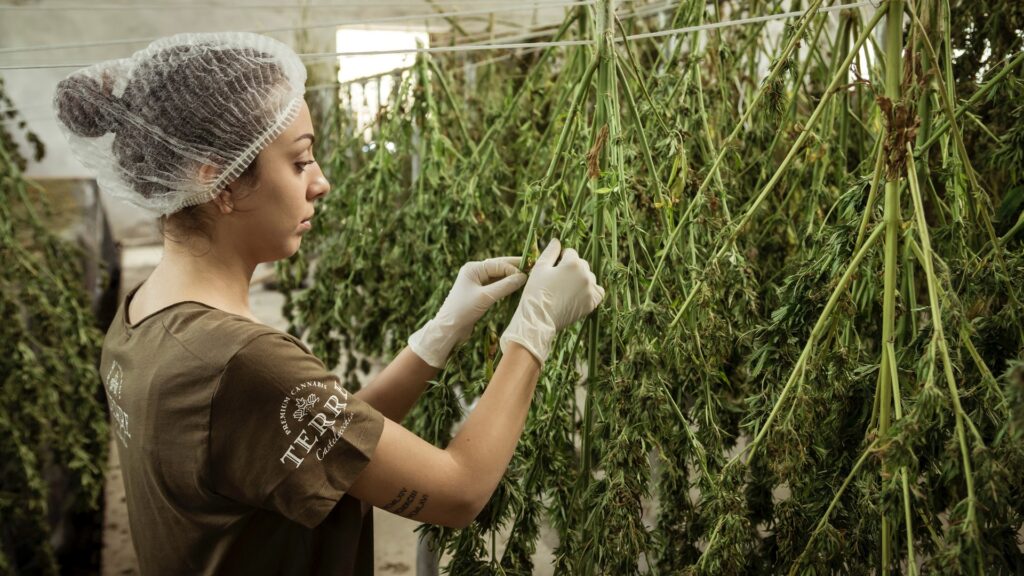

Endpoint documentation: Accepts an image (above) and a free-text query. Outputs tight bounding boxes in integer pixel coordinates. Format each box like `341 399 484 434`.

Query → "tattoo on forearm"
381 488 406 511
408 494 429 518
394 489 418 515
379 487 430 518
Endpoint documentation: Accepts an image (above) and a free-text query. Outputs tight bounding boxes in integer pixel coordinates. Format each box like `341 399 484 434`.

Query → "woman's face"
221 99 330 264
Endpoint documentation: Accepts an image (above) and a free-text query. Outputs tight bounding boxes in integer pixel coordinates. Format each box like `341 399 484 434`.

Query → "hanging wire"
0 0 876 72
0 1 593 56
621 0 875 42
0 0 879 125
0 0 592 11
433 0 676 45
0 39 595 70
315 0 873 92
0 1 673 109
317 0 680 85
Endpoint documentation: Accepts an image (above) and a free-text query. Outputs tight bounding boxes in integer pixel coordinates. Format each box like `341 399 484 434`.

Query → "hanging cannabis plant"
0 77 109 574
278 0 1024 573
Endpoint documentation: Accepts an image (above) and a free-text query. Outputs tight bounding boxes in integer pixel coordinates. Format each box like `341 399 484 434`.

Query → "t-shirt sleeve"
209 332 385 529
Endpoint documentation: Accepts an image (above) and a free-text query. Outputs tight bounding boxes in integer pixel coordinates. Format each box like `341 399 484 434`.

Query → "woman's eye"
295 160 317 173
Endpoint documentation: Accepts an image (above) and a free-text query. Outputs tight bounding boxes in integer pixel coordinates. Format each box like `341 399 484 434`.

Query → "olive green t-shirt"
99 280 386 575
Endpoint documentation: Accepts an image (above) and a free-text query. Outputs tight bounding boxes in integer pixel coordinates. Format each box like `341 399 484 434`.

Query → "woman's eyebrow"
293 133 315 146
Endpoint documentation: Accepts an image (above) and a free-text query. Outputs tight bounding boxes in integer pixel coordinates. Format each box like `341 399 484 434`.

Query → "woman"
54 32 603 575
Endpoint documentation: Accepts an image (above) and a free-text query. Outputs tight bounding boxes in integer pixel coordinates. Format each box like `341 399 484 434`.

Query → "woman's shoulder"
105 280 320 380
227 328 318 368
157 304 308 369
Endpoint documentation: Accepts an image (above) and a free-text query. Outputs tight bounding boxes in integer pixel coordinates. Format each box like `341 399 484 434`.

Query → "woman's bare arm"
352 347 438 423
347 239 602 528
346 341 541 528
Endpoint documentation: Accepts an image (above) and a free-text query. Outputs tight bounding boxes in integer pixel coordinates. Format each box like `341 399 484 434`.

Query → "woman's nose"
311 173 330 200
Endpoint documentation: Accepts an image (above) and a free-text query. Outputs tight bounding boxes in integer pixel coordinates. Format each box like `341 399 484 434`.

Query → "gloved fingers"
559 248 580 267
536 238 561 269
480 256 523 282
482 271 528 301
490 256 523 268
458 261 480 279
591 284 605 307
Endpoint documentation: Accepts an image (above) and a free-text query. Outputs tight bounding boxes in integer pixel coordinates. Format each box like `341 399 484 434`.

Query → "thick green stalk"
836 12 853 173
520 57 600 265
908 1 933 305
878 3 903 571
906 143 980 545
1000 211 1024 244
580 0 614 485
574 5 614 575
854 137 886 252
886 342 917 576
913 0 935 194
607 52 638 305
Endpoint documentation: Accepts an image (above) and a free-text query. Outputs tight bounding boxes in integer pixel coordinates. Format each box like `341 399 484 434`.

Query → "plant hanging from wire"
280 0 1024 573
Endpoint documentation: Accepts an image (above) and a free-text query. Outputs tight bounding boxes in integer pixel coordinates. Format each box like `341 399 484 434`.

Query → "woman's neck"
147 239 258 318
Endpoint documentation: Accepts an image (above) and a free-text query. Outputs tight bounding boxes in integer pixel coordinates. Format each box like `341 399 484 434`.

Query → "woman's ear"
212 186 236 214
198 163 236 214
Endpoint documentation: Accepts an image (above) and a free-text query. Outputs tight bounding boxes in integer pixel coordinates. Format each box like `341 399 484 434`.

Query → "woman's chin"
265 237 302 262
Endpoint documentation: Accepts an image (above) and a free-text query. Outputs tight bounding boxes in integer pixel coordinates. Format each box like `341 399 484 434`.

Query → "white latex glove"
408 257 528 369
500 238 605 364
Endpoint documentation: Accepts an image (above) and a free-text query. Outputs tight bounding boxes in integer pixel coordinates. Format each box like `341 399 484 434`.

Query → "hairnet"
53 32 307 216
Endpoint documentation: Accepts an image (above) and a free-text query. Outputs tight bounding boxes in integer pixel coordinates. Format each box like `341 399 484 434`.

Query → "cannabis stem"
878 2 903 570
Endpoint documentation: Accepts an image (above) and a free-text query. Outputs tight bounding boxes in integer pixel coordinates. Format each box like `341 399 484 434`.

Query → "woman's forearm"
445 342 542 512
353 346 439 422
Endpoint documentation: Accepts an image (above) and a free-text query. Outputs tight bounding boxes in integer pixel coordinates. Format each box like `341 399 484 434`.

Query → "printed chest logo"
105 360 132 447
278 378 355 468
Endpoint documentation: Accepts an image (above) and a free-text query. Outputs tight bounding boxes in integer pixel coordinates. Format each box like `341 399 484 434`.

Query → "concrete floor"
102 244 557 575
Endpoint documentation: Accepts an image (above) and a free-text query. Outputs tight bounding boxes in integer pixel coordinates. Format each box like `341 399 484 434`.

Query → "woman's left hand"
408 257 528 369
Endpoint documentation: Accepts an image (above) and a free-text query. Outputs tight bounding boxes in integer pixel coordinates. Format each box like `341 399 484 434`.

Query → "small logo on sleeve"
105 361 131 447
107 361 124 399
292 394 319 421
278 379 356 468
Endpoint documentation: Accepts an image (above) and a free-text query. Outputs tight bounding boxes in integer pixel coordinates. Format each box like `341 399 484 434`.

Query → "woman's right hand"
499 238 605 364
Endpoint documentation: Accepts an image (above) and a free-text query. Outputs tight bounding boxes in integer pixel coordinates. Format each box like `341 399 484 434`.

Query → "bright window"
336 28 430 138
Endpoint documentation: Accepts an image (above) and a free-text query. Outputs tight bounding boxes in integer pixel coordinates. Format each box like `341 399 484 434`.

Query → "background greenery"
1 76 109 574
281 1 1024 574
2 0 1022 573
